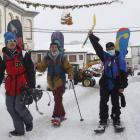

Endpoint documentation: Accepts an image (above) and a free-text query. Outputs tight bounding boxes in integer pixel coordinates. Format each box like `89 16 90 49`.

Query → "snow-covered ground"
0 71 140 140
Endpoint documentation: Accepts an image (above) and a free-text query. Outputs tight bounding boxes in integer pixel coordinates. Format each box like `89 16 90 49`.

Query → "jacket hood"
2 44 23 54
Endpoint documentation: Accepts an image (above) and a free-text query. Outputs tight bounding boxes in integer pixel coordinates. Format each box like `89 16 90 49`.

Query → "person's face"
6 39 17 50
106 47 115 52
50 45 58 54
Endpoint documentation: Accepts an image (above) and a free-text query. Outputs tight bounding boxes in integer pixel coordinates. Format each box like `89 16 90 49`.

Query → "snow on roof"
129 42 140 47
9 0 39 12
33 42 96 54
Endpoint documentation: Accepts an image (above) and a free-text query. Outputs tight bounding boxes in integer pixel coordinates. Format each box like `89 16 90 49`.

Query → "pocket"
57 86 65 95
5 76 11 91
99 76 108 88
17 75 28 91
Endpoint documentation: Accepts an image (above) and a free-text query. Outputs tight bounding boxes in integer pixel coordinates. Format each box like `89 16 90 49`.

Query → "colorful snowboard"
7 19 24 50
51 31 64 54
115 28 130 58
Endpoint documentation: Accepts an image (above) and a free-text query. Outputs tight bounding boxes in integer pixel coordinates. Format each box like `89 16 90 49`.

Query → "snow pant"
52 86 65 118
6 94 33 135
99 88 121 121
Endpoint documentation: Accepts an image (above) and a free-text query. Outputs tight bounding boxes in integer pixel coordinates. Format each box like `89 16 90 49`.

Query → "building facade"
0 0 39 54
130 44 140 70
30 50 87 67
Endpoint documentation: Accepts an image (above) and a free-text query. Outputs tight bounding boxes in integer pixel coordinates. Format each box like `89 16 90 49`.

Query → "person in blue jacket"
88 30 128 127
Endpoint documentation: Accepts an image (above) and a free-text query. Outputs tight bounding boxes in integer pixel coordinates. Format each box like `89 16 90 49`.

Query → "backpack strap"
116 58 121 80
2 50 26 67
47 55 63 68
103 55 121 81
3 54 7 64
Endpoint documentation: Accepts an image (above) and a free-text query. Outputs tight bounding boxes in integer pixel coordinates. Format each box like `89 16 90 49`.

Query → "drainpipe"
4 1 9 32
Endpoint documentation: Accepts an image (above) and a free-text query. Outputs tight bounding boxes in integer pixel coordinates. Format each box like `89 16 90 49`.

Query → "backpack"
2 50 26 66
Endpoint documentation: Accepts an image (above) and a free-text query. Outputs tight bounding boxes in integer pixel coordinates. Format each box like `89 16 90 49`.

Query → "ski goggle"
7 39 17 43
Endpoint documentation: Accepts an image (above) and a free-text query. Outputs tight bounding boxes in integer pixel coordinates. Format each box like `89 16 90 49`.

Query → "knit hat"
50 40 61 48
106 42 115 49
4 32 17 45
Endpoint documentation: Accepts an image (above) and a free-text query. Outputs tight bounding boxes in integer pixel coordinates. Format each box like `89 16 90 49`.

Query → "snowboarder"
0 32 35 136
88 30 128 132
34 40 74 125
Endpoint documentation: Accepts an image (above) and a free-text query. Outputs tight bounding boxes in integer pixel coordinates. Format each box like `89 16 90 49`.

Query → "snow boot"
61 116 67 122
99 119 107 126
25 122 33 132
113 119 125 132
94 120 107 133
52 117 61 125
9 130 24 137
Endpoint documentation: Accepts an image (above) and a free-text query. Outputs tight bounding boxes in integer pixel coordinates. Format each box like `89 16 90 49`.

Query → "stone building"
0 0 39 54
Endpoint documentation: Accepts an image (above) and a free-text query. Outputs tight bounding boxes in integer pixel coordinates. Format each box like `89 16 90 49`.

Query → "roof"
7 0 39 14
33 42 96 54
129 42 140 47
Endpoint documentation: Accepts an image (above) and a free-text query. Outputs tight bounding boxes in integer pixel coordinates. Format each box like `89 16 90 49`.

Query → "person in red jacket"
0 32 35 136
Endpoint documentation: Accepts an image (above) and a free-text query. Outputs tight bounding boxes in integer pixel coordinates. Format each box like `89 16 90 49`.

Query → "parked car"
127 67 134 76
137 72 140 75
86 69 101 77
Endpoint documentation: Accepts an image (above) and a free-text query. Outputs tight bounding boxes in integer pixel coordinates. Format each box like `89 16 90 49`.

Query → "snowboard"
51 31 64 54
7 19 24 50
115 28 130 58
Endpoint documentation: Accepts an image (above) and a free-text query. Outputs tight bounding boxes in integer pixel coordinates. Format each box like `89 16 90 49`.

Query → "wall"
125 58 132 67
0 1 38 54
131 47 140 69
65 52 86 66
31 51 48 63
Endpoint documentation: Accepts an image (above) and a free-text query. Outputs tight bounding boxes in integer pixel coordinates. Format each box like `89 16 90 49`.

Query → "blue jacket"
37 51 74 90
89 34 128 90
103 50 127 89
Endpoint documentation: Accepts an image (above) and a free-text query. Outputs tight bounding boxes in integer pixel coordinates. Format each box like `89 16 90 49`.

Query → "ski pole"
82 14 96 48
44 90 51 106
70 80 84 121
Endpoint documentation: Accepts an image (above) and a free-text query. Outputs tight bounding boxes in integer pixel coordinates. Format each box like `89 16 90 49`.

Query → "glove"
119 92 126 108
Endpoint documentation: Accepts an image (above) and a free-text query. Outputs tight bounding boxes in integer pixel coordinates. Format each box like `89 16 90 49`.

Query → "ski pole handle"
82 14 96 48
82 35 89 48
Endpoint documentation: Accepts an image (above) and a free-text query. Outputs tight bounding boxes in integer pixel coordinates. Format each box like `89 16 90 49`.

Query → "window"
134 65 138 69
69 55 76 62
36 54 42 63
79 55 83 60
26 19 32 40
8 13 14 24
0 9 2 34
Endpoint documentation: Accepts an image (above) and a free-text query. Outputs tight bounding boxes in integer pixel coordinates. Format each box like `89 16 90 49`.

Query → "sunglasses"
7 39 17 43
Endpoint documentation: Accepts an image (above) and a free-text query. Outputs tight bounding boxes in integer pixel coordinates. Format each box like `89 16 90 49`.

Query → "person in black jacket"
88 30 128 126
0 32 35 136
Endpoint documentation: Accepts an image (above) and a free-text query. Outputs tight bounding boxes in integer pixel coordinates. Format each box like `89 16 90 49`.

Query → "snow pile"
0 75 140 139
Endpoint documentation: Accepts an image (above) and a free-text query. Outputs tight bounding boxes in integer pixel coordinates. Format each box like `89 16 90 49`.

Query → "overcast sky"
22 0 140 48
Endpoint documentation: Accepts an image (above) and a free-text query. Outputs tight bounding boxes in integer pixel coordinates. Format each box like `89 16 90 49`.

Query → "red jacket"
2 45 29 96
